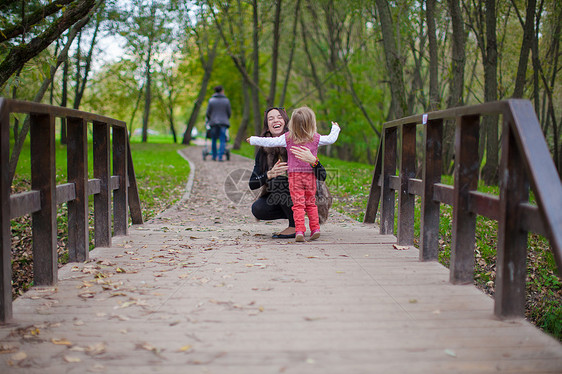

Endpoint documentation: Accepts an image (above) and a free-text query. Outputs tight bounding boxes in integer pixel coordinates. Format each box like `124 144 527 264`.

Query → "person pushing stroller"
206 85 231 162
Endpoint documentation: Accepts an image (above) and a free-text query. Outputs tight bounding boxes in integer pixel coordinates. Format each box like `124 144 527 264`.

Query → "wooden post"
126 139 143 225
420 119 443 261
380 126 397 235
30 113 57 285
112 126 128 236
67 117 89 262
364 143 383 224
495 120 529 318
398 123 416 245
450 115 480 284
93 121 111 247
0 100 12 322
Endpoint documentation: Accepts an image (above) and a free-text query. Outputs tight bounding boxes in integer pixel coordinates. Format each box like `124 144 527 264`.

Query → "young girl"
248 107 340 242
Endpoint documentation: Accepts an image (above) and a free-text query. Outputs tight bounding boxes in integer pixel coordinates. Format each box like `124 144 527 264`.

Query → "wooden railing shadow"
364 99 562 319
0 98 143 323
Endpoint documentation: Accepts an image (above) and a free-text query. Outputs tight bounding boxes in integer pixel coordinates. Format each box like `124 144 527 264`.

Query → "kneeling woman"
249 107 328 238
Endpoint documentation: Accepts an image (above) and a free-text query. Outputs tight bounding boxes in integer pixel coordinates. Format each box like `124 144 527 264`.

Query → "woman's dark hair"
258 107 290 174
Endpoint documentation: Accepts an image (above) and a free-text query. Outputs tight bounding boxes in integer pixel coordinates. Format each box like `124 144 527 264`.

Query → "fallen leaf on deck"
444 349 457 357
0 344 18 354
304 316 326 321
86 343 106 356
178 345 192 352
136 342 163 357
10 351 27 361
52 338 72 346
63 355 81 363
393 244 410 250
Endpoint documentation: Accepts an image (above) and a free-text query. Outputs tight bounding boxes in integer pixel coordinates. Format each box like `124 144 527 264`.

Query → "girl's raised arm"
319 122 341 146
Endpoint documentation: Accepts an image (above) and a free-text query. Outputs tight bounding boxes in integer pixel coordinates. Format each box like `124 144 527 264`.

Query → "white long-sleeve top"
249 123 340 148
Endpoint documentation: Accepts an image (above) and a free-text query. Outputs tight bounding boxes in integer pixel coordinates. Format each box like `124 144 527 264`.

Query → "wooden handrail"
364 99 562 319
0 98 143 323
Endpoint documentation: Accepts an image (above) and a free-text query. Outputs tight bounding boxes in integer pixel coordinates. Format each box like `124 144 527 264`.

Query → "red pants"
289 172 320 233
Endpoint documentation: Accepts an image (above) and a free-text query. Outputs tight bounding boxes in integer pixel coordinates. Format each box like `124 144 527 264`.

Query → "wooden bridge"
0 99 561 373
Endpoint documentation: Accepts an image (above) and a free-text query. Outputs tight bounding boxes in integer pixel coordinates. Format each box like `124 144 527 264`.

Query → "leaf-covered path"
1 147 561 373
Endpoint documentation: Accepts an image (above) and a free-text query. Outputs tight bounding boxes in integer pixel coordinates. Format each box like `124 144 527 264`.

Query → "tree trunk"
426 0 440 111
0 0 75 43
481 0 499 185
251 0 261 135
512 0 536 98
374 0 407 119
60 55 69 145
168 89 177 144
267 0 282 107
73 30 82 106
444 0 466 174
141 43 153 143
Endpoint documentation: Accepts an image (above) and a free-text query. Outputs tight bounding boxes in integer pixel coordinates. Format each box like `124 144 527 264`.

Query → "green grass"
232 146 562 341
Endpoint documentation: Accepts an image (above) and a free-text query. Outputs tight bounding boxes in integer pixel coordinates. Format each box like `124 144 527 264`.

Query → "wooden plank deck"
1 147 561 373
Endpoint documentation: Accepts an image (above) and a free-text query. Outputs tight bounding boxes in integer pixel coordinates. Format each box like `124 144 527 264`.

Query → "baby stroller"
202 121 231 161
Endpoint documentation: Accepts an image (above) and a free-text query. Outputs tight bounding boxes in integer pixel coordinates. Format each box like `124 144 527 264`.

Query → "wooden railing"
0 98 143 323
364 99 562 320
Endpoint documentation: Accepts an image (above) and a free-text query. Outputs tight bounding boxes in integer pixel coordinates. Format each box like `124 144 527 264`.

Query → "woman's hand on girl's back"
290 146 317 164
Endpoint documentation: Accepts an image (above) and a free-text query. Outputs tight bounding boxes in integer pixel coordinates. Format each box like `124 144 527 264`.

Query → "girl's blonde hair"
287 106 317 144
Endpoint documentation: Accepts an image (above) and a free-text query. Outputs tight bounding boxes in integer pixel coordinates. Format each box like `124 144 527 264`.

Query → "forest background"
1 0 561 185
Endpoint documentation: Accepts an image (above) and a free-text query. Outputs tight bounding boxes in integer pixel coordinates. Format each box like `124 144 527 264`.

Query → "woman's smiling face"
267 109 286 136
